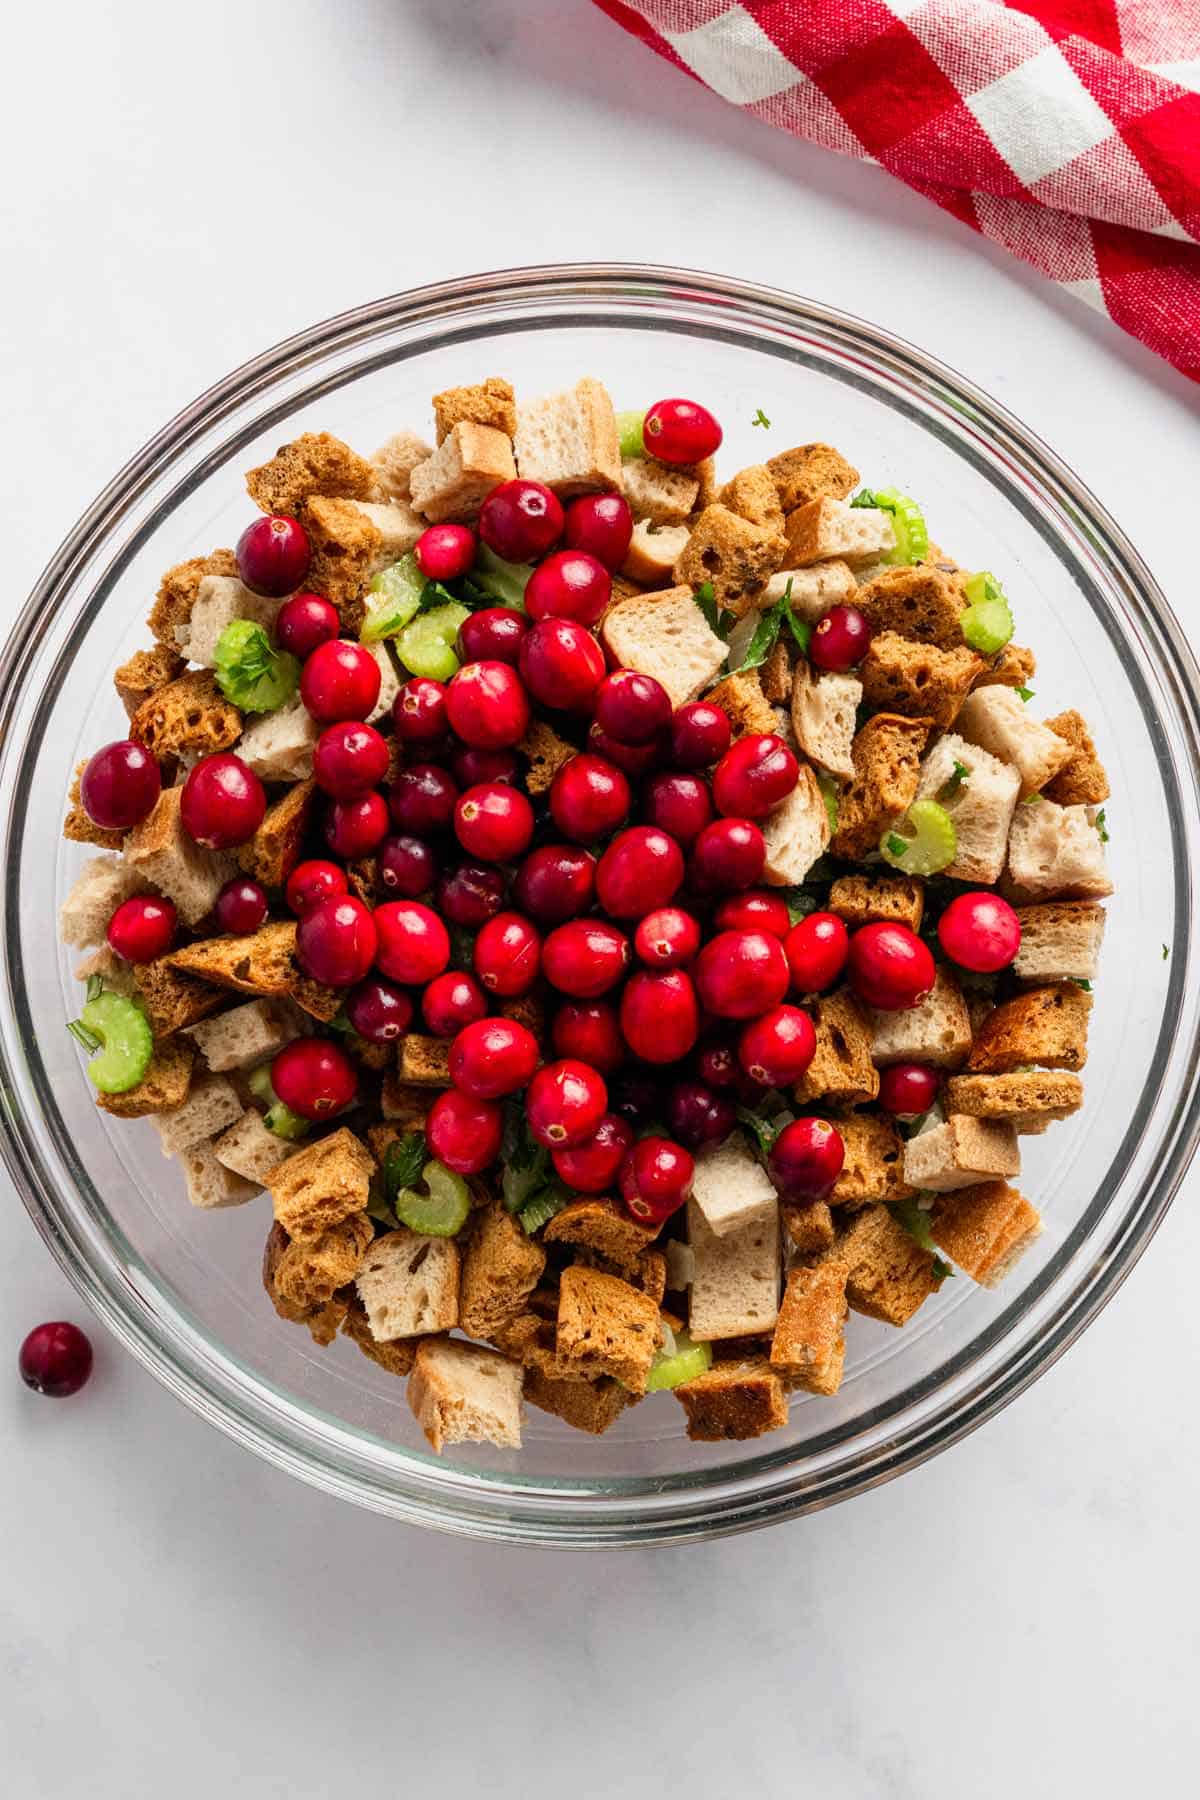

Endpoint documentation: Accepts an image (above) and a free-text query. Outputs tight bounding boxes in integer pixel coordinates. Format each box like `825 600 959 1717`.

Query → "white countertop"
3 2 1198 1793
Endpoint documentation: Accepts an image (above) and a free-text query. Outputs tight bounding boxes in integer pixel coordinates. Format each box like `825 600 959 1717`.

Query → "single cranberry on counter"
379 834 437 899
937 892 1021 973
415 522 476 582
436 860 506 926
454 782 534 863
596 825 685 919
715 889 791 939
422 970 488 1040
619 1135 695 1225
374 900 450 986
393 677 449 746
620 968 700 1064
551 999 625 1074
449 1017 539 1100
551 1112 634 1194
388 763 459 836
666 1079 736 1150
513 843 595 925
587 722 662 777
445 660 530 749
473 910 542 996
695 1040 738 1089
214 878 268 937
563 492 633 571
18 1321 93 1398
879 1062 941 1118
459 607 528 668
286 859 348 917
181 754 265 850
519 617 606 713
478 478 564 563
107 895 177 963
768 1117 845 1199
785 912 850 994
542 918 629 998
314 720 389 798
847 922 935 1011
450 745 518 789
642 770 713 847
526 549 611 626
276 592 339 659
347 976 414 1044
643 397 723 465
549 753 631 843
695 929 790 1019
633 905 701 968
271 1037 357 1120
712 733 800 819
237 513 311 596
738 1005 817 1086
80 739 161 831
689 817 766 892
526 1058 608 1149
300 638 382 724
324 790 389 860
669 701 730 770
810 603 871 673
296 894 378 987
426 1087 503 1175
593 669 672 746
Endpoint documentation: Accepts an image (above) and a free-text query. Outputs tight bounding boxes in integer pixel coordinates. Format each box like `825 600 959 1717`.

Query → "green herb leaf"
890 1195 938 1253
67 1018 102 1054
1073 978 1093 992
1095 808 1109 843
384 1132 428 1197
1023 793 1042 806
1163 944 1170 960
213 619 300 713
940 759 970 800
932 1256 955 1283
735 1105 784 1159
885 832 908 858
729 578 800 675
519 1184 569 1236
1016 686 1035 702
751 408 771 429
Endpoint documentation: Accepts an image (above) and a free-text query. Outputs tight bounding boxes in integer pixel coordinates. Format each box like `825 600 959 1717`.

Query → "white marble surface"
3 2 1199 1793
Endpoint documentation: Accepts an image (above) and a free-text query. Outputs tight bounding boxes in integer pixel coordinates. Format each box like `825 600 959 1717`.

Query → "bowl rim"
4 261 1200 1546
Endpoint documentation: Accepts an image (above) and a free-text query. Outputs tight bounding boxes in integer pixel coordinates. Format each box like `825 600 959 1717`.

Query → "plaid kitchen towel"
592 1 1200 381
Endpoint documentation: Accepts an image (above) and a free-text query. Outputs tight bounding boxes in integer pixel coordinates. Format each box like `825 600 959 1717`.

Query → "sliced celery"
245 1063 276 1104
361 554 426 642
854 487 929 565
879 800 957 876
77 991 153 1094
616 410 646 459
470 545 531 611
265 1099 310 1141
395 602 470 679
213 620 299 712
645 1329 713 1393
960 572 1014 654
394 1160 471 1237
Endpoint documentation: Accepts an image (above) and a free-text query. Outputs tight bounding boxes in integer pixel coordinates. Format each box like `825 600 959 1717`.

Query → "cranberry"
459 607 528 667
479 478 564 562
879 1062 942 1117
454 782 534 863
768 1117 845 1199
666 1079 736 1150
214 878 268 936
642 397 723 465
346 976 414 1043
286 859 348 917
513 844 595 924
300 639 381 723
271 1037 357 1119
690 817 766 892
473 911 541 996
324 790 389 859
426 1087 504 1175
374 900 450 985
587 722 662 777
181 754 265 849
633 906 701 968
848 923 935 1011
715 889 791 938
451 746 518 788
18 1321 93 1397
593 669 671 746
549 753 630 843
79 739 161 831
449 1017 539 1100
519 618 606 712
379 834 437 898
276 592 339 659
596 826 684 919
552 1113 634 1193
393 677 448 746
785 912 850 993
415 522 476 581
423 970 488 1039
389 763 459 835
738 1005 816 1086
106 895 176 963
609 1070 664 1126
619 1135 694 1224
810 603 871 672
643 771 713 847
526 549 612 627
446 660 530 749
526 1058 608 1149
552 999 625 1073
937 892 1021 973
695 929 790 1019
436 861 506 926
237 513 311 596
670 701 731 770
564 492 633 570
712 734 799 819
542 918 629 997
621 968 700 1064
296 894 377 987
695 1041 738 1089
314 720 389 798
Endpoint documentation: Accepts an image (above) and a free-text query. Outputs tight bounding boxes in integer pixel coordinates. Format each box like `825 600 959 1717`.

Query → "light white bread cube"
600 585 727 709
364 640 401 726
409 421 516 523
355 1227 460 1340
756 561 857 621
513 377 621 497
184 998 302 1072
1005 798 1113 901
688 1194 780 1341
124 788 235 927
355 498 425 561
867 966 972 1068
621 454 699 524
408 1337 523 1454
788 498 896 568
180 1137 261 1210
73 945 137 998
902 1116 1020 1193
955 687 1074 799
370 429 433 501
179 575 281 667
790 663 861 781
915 731 1020 885
690 1132 779 1238
60 855 151 949
212 1111 287 1183
621 520 690 586
761 763 831 885
153 1074 245 1157
237 697 318 782
1013 902 1106 984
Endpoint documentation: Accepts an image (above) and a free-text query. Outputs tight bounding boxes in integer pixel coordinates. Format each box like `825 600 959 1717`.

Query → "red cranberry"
551 999 624 1074
286 859 348 917
446 660 530 749
449 1017 539 1100
271 1038 357 1119
479 478 564 562
436 861 506 926
848 923 935 1011
519 618 605 712
346 976 414 1043
937 892 1021 973
276 592 339 658
587 722 662 777
214 878 268 936
181 754 265 849
552 1113 634 1194
690 817 766 892
473 911 542 996
564 492 633 570
454 782 534 863
459 607 528 667
296 894 378 987
610 1070 664 1126
768 1117 845 1199
633 906 701 968
621 968 700 1064
314 720 389 798
393 677 449 745
785 912 850 993
426 1087 503 1174
666 1079 736 1150
300 639 381 724
619 1136 694 1224
389 763 459 835
549 753 630 843
451 746 518 788
811 603 871 672
695 929 790 1019
106 895 176 963
18 1321 93 1397
594 669 672 746
379 834 437 898
643 771 713 847
513 844 595 924
670 701 730 770
237 514 311 596
415 522 476 581
422 970 488 1040
542 918 629 997
526 1058 608 1148
79 739 161 831
324 790 389 859
738 1005 817 1086
595 826 684 919
374 900 450 985
879 1062 941 1117
712 733 800 819
643 397 722 465
526 549 611 627
715 889 791 938
695 1041 738 1089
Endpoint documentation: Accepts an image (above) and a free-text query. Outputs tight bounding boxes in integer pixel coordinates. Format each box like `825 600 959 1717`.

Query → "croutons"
829 1114 912 1206
340 1293 417 1375
369 428 433 501
397 1034 452 1087
689 1132 779 1238
132 958 225 1038
542 1198 657 1273
458 1203 547 1342
270 1213 374 1309
519 719 577 795
790 663 860 780
770 1264 848 1396
781 1199 836 1255
974 643 1036 690
513 377 621 496
523 1365 633 1436
783 497 894 567
235 780 315 889
409 421 517 523
902 1116 1021 1193
828 874 923 933
835 1204 944 1326
63 763 125 850
719 465 784 532
113 642 185 718
914 732 1021 886
59 854 150 949
755 561 857 621
1043 710 1109 806
432 376 516 444
673 1357 788 1441
165 920 300 997
955 686 1074 799
794 988 880 1107
600 585 728 709
768 443 859 512
266 1127 374 1244
930 1182 1043 1286
1012 902 1106 984
213 1110 289 1183
856 564 965 648
831 713 928 861
408 1337 524 1454
153 1074 245 1157
859 633 982 727
760 763 830 885
237 698 318 783
673 504 786 615
245 431 379 516
966 983 1092 1074
181 1139 261 1211
125 787 235 926
177 574 281 666
943 1071 1084 1134
621 454 699 524
620 520 690 585
687 1195 781 1342
303 495 423 609
147 548 239 646
1005 797 1113 902
94 1039 195 1119
356 1228 460 1341
866 966 972 1069
129 670 242 761
705 669 779 740
555 1265 663 1395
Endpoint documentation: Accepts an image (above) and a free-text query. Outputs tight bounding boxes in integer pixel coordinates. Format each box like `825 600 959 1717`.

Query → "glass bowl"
2 265 1198 1548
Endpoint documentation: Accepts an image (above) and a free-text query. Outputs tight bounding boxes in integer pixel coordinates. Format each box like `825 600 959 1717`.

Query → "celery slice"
879 800 957 876
645 1329 713 1393
395 602 470 679
394 1159 471 1237
245 1063 275 1104
470 546 531 611
214 620 300 712
853 487 929 565
361 554 426 643
960 572 1014 654
76 991 153 1094
265 1099 310 1141
616 410 646 459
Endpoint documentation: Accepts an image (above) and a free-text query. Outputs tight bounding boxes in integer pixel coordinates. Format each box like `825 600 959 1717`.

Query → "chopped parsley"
1073 978 1093 992
1016 686 1034 702
940 759 970 800
384 1132 428 1197
751 408 771 429
885 832 908 858
1163 944 1170 961
729 579 806 673
694 581 734 640
1095 808 1109 843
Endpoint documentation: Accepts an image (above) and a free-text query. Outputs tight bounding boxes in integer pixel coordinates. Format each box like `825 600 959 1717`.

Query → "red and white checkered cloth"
591 1 1200 382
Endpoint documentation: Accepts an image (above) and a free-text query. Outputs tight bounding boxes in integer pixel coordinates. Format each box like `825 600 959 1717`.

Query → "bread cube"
687 1194 781 1341
672 504 787 615
132 959 224 1038
835 1204 943 1326
409 420 516 523
790 662 861 780
213 1110 289 1183
408 1337 524 1454
152 1074 244 1157
513 377 621 497
768 443 859 512
542 1198 657 1274
1043 709 1109 807
943 1070 1083 1134
867 966 972 1069
828 874 923 933
363 640 400 726
94 1039 195 1119
755 560 857 621
1013 901 1106 984
73 944 137 999
267 1127 374 1244
245 431 378 516
165 920 299 997
555 1265 663 1394
238 697 318 782
1005 797 1113 901
783 497 895 567
148 549 240 646
397 1034 452 1086
706 669 779 741
621 519 690 585
355 1227 460 1341
967 982 1092 1074
856 564 965 648
235 780 315 890
781 1199 836 1254
520 719 577 795
902 1115 1021 1193
181 1138 261 1210
761 763 830 885
125 788 235 927
129 670 242 760
600 585 727 709
769 1263 847 1395
674 1357 789 1441
459 1202 547 1342
523 1365 632 1436
621 454 699 524
914 731 1021 885
304 496 424 608
369 428 433 500
930 1182 1043 1286
719 465 784 532
432 376 516 445
860 633 982 727
955 686 1074 799
690 1132 779 1238
179 574 282 666
60 854 151 949
831 713 928 861
974 643 1036 691
114 643 186 718
795 988 879 1106
829 1114 912 1206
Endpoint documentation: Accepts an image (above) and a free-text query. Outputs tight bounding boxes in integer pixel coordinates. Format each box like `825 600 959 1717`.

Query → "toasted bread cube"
519 719 576 796
542 1198 657 1273
687 1195 780 1342
674 1357 788 1441
152 1074 244 1157
795 988 879 1107
943 1070 1083 1134
147 549 239 646
397 1034 452 1087
860 633 982 728
974 643 1036 690
237 696 318 783
719 465 784 532
513 376 620 497
246 431 378 516
705 669 779 740
1043 710 1109 806
770 1264 847 1395
828 874 923 933
459 1202 547 1342
902 1115 1020 1192
269 1213 374 1310
600 585 727 710
967 982 1092 1073
768 443 859 512
303 496 424 608
556 1265 663 1394
784 497 895 568
761 763 831 885
63 763 126 850
60 854 151 948
790 663 860 780
755 561 857 621
621 519 690 585
165 920 299 997
369 428 433 501
409 1337 523 1454
673 504 786 614
262 1223 349 1344
212 1110 289 1183
355 1227 459 1340
235 780 315 889
178 574 282 666
125 788 234 927
267 1127 374 1244
690 1132 779 1238
831 713 928 861
113 643 186 718
94 1039 195 1119
129 670 242 761
339 1293 417 1373
914 732 1021 886
621 454 699 524
760 639 793 704
835 1204 943 1325
379 1076 432 1128
1013 901 1106 984
522 1365 632 1435
1005 798 1113 901
830 1114 912 1206
409 420 516 523
955 687 1074 799
132 959 224 1038
930 1182 1043 1286
782 1199 836 1254
867 966 972 1069
856 564 966 648
181 1138 261 1210
432 376 516 444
